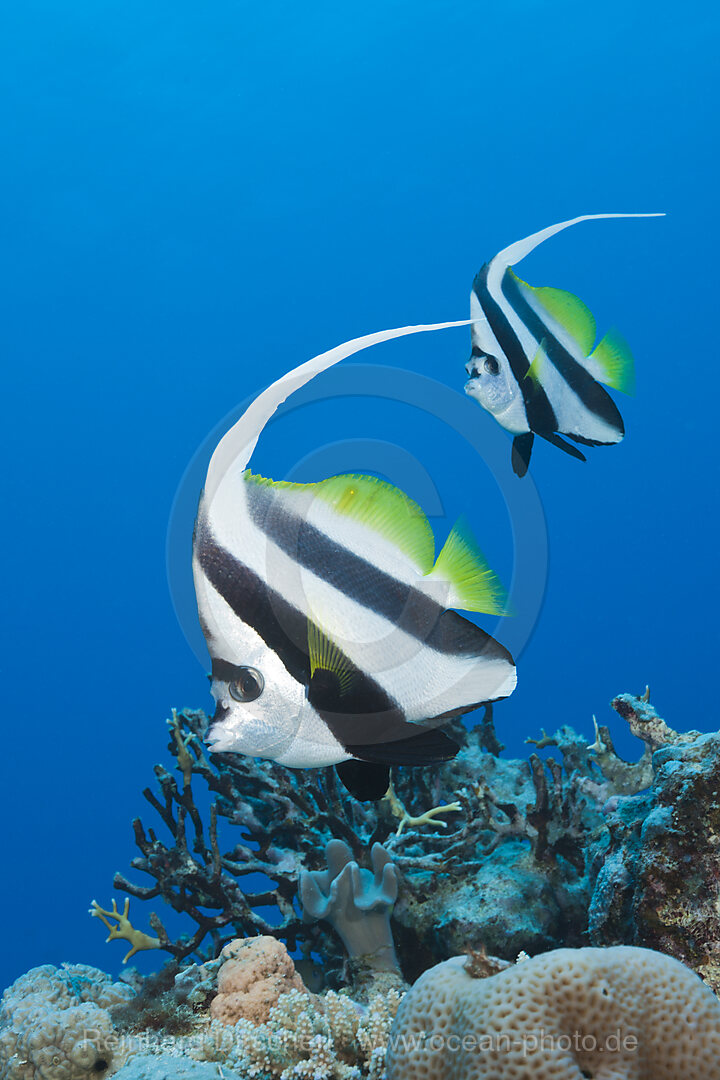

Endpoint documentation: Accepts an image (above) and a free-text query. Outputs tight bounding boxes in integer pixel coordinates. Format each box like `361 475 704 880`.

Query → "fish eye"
228 667 264 702
484 356 500 375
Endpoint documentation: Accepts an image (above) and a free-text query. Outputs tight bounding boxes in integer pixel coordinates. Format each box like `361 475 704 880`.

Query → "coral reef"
102 693 720 992
0 964 134 1080
5 689 720 1079
112 707 379 972
210 937 306 1025
110 708 606 980
588 701 720 993
0 949 402 1079
385 946 720 1080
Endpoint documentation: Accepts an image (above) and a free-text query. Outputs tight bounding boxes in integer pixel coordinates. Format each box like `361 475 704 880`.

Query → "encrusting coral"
210 936 307 1025
0 964 134 1080
588 704 720 994
385 946 720 1080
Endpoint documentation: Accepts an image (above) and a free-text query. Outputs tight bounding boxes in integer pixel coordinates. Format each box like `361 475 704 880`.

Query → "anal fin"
335 760 390 801
539 431 587 462
512 433 535 477
344 727 459 766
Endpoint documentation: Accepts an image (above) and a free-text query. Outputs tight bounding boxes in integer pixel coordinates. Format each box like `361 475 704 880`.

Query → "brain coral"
210 936 307 1025
0 963 134 1080
385 946 720 1080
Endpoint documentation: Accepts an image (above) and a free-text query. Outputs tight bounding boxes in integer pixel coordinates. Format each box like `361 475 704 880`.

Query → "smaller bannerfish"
465 213 664 476
193 321 517 801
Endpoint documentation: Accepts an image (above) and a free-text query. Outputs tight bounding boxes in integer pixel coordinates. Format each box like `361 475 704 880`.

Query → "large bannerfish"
465 212 663 476
193 322 517 800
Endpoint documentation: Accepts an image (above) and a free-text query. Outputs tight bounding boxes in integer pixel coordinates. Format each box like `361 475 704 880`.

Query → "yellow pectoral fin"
526 341 550 386
307 621 356 697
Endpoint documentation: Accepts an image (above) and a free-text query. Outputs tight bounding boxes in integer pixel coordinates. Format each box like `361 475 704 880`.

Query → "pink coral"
210 936 307 1025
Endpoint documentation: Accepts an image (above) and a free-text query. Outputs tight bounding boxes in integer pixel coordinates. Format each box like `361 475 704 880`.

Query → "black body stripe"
501 271 624 437
472 264 557 434
244 481 508 663
197 518 311 685
195 517 493 745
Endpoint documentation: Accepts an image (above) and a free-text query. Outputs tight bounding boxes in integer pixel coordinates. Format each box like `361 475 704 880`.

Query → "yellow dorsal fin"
246 471 435 572
511 269 597 354
588 329 636 395
426 517 508 615
307 621 356 696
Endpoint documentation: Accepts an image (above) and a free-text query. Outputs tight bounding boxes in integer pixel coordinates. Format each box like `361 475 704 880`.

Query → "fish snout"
465 357 481 379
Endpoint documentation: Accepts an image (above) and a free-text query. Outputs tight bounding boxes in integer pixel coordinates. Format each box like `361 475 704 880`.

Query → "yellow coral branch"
525 728 557 750
383 779 461 838
168 708 197 788
89 898 161 964
588 715 606 754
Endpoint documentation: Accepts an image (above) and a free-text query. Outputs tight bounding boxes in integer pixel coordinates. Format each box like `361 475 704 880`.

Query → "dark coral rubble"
111 694 720 994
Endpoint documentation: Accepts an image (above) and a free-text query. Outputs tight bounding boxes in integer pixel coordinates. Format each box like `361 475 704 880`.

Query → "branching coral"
111 708 381 968
222 988 402 1080
382 780 461 838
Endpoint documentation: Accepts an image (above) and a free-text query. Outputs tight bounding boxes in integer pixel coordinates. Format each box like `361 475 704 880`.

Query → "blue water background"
1 0 717 990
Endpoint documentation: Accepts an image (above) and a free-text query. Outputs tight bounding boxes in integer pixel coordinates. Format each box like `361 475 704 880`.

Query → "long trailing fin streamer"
204 319 476 504
489 212 665 275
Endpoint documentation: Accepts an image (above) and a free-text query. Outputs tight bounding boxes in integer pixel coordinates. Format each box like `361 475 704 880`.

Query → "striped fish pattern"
465 213 663 476
193 322 517 800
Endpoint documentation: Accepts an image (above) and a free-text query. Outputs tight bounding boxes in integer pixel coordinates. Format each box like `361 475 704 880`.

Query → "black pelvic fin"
564 431 618 448
344 727 459 766
511 433 535 477
539 431 587 463
335 760 390 801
